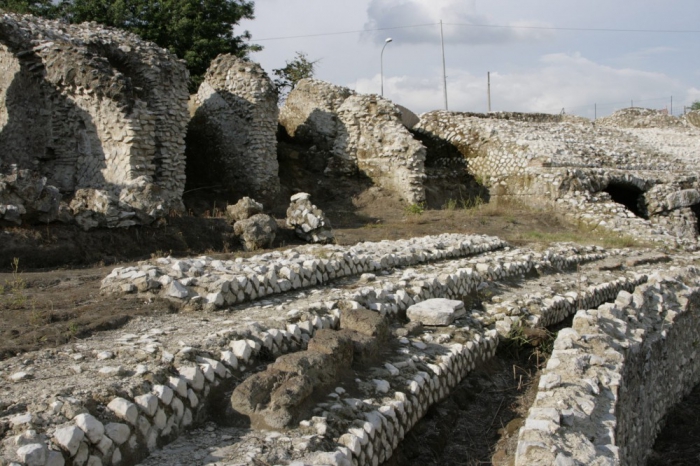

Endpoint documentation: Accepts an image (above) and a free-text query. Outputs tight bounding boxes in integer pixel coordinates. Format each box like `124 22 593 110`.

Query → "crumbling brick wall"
186 54 280 202
0 13 190 229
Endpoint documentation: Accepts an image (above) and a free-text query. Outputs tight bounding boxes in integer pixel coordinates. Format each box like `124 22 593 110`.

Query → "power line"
253 21 700 42
254 23 438 42
444 22 700 34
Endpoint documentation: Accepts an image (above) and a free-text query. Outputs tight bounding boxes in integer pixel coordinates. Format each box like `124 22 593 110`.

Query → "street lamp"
380 37 393 97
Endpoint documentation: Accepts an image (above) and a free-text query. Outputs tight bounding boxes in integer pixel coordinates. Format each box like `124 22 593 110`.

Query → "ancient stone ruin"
186 55 280 202
280 78 427 204
415 108 700 246
0 13 190 229
6 11 700 466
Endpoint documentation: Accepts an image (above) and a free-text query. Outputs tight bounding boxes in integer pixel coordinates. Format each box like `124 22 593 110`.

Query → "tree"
0 0 58 17
272 51 319 104
0 0 260 92
691 101 700 111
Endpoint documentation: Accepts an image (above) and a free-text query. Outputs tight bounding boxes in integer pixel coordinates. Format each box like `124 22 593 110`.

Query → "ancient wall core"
186 55 280 202
0 13 190 229
280 79 426 204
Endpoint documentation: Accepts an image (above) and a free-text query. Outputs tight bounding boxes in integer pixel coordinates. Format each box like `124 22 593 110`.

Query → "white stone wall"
515 269 700 466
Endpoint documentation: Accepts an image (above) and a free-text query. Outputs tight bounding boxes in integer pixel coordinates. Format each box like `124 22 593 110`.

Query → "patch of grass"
1 258 28 308
443 198 459 211
404 202 426 216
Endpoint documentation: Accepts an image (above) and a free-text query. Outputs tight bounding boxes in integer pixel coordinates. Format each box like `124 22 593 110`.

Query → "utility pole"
594 103 597 121
440 20 448 111
671 96 673 115
487 72 492 112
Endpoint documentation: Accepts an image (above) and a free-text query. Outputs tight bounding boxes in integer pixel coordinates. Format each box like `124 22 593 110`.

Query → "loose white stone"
16 443 47 465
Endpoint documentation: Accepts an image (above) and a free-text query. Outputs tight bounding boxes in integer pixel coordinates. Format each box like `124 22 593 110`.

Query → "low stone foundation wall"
515 268 700 465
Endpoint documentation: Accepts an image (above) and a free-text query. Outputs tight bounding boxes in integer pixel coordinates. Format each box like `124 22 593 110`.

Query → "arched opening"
690 203 700 236
603 182 648 219
409 128 490 209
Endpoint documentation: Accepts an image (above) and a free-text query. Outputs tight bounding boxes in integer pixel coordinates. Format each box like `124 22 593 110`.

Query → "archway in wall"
410 129 490 209
603 182 648 219
690 203 700 236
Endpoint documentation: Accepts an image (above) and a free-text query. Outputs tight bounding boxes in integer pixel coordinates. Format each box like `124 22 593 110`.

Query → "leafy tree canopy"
0 0 260 92
272 51 319 104
691 101 700 111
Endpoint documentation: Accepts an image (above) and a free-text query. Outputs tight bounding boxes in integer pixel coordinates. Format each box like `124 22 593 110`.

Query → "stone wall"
0 13 190 229
279 79 426 204
186 54 280 201
515 269 700 466
415 109 700 245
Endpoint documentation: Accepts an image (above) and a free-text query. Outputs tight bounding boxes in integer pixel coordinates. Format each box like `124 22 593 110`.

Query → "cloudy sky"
239 0 700 118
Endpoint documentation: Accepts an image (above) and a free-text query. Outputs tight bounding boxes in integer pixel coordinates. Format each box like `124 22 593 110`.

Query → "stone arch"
0 13 190 228
603 181 648 219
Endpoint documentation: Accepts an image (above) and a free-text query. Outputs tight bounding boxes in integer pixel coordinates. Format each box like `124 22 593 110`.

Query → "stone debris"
186 54 280 201
225 196 264 222
233 213 278 251
0 13 190 229
406 298 466 326
286 192 334 244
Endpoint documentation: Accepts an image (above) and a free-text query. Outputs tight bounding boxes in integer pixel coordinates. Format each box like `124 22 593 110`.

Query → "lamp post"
380 37 392 97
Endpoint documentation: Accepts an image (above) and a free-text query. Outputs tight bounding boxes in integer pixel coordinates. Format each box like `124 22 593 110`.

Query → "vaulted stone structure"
0 13 190 229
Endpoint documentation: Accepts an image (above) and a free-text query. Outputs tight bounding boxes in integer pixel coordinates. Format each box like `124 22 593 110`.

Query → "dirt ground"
0 187 623 363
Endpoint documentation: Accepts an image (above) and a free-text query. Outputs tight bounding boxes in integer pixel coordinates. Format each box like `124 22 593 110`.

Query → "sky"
239 0 700 118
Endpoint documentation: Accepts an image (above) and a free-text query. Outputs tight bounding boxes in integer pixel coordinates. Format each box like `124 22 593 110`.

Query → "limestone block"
406 298 465 326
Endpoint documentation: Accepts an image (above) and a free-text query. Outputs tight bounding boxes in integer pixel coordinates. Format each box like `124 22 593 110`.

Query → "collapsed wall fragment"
186 54 280 202
280 79 426 204
0 13 190 229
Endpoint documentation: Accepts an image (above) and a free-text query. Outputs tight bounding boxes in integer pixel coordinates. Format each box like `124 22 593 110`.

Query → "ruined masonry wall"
515 269 700 466
280 79 426 204
187 55 280 200
333 94 426 204
279 78 354 150
0 13 190 228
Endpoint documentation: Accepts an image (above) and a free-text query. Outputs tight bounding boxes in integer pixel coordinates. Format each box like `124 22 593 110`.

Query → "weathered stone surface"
233 213 278 251
0 13 190 228
226 197 264 222
280 79 426 203
286 193 334 243
186 54 279 201
406 298 465 326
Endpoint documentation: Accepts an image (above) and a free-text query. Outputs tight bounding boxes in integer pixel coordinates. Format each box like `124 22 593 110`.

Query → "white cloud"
363 0 553 45
356 53 695 118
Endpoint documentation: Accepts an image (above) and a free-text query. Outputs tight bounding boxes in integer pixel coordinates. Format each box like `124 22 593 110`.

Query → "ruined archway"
604 181 648 219
410 128 490 209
